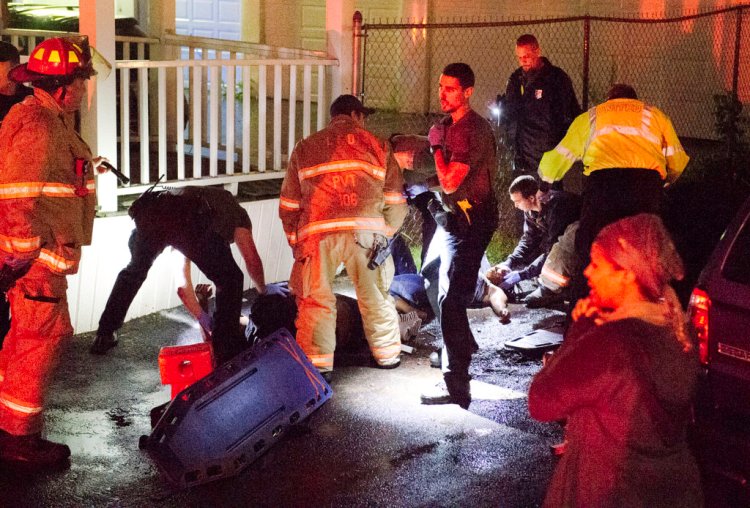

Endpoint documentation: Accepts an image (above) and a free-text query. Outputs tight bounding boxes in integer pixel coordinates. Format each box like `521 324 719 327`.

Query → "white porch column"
79 0 118 213
146 2 179 148
326 0 355 99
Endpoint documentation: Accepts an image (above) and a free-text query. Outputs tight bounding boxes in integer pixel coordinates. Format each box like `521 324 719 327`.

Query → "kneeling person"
487 175 579 306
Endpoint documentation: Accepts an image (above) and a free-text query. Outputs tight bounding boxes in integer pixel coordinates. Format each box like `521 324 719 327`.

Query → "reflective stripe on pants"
0 264 72 435
290 232 401 372
540 221 579 292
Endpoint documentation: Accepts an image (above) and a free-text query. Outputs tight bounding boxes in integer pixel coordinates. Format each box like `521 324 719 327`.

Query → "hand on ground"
195 284 213 312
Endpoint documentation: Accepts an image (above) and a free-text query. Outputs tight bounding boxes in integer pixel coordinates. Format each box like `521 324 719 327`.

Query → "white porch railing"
114 57 335 196
0 29 339 209
115 35 337 203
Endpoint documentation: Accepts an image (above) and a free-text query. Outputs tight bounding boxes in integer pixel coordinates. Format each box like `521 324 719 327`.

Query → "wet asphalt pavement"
0 278 565 508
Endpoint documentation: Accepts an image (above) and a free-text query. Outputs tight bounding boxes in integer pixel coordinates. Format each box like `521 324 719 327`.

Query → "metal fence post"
582 16 590 111
353 10 363 98
732 6 743 100
730 6 744 178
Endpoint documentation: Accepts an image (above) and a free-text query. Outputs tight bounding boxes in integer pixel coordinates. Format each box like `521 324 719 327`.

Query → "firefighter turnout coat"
279 115 407 372
539 98 689 184
0 89 96 435
280 115 406 253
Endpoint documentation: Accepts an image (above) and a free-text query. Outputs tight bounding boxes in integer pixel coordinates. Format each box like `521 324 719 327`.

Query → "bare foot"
484 280 511 324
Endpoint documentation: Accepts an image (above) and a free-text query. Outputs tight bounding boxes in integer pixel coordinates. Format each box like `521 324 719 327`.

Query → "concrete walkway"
0 281 564 507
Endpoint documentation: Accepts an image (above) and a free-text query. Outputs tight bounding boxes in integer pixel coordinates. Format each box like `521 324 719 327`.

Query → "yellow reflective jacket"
279 115 407 251
0 89 96 275
539 98 689 184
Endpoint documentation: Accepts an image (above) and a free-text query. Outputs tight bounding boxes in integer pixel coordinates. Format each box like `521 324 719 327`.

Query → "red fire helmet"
9 36 97 84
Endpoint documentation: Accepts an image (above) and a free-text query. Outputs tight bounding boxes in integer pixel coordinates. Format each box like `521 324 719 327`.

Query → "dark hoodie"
529 316 703 508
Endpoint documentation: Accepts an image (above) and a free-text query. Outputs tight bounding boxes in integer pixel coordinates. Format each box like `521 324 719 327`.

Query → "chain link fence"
357 7 750 249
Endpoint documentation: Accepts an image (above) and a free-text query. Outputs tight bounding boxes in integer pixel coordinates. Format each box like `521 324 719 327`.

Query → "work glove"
499 271 522 291
427 123 446 151
262 282 290 298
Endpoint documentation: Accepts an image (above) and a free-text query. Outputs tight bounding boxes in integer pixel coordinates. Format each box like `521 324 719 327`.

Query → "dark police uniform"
503 57 580 174
429 109 498 406
97 187 252 364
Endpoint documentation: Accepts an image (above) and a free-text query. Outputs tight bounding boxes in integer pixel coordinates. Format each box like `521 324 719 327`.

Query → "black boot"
444 375 471 409
0 430 70 469
420 375 471 409
89 330 118 355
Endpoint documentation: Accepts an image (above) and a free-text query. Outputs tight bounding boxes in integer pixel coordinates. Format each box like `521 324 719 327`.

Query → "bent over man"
279 95 407 381
419 63 498 409
90 186 267 365
0 37 106 469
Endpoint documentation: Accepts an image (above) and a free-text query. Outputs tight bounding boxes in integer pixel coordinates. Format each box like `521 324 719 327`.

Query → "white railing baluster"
209 65 220 177
226 62 236 174
119 68 131 182
138 67 149 183
288 64 297 163
258 65 267 172
202 52 209 147
158 67 167 178
317 64 326 131
303 64 312 138
176 67 186 181
192 64 203 178
242 66 251 174
273 64 282 171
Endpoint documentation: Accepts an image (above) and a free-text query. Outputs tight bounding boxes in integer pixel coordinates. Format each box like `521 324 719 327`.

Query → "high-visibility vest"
539 98 689 184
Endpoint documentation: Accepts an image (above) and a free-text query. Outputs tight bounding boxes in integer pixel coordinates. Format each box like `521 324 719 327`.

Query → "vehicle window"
722 219 750 284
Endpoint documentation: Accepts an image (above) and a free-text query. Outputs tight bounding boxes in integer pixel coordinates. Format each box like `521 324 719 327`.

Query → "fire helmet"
9 36 97 85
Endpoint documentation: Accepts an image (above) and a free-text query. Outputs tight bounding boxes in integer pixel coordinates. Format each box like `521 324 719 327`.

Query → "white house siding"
67 198 294 334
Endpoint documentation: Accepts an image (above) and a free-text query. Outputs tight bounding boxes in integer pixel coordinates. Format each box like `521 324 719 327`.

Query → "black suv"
688 195 750 505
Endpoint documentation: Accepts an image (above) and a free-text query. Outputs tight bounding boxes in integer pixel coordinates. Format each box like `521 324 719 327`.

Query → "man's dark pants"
98 228 244 364
435 219 495 398
570 168 664 299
